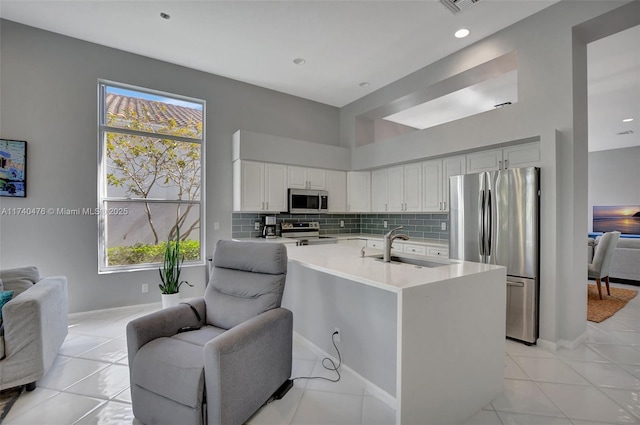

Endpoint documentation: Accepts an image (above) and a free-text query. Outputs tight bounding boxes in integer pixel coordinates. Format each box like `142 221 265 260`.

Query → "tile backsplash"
232 212 448 240
360 213 449 240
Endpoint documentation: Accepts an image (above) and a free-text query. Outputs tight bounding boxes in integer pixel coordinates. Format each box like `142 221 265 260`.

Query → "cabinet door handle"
504 159 508 169
266 202 269 210
499 160 502 169
443 201 446 210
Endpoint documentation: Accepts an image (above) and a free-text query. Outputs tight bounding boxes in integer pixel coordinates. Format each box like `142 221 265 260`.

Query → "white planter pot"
161 293 180 309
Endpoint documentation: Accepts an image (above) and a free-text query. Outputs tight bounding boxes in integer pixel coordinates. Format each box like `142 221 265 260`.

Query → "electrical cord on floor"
264 332 342 406
293 331 342 383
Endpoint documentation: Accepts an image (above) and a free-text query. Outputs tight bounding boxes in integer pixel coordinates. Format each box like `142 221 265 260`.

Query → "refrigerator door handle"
479 189 485 256
487 189 493 257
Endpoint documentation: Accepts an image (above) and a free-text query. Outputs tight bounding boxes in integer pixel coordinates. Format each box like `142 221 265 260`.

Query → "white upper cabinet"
422 159 443 212
423 156 465 212
264 163 288 212
466 149 503 173
233 160 287 212
442 156 466 212
502 142 541 169
371 164 422 212
371 169 389 212
403 163 422 212
287 166 326 190
326 170 347 213
347 171 371 212
387 166 405 212
466 142 540 173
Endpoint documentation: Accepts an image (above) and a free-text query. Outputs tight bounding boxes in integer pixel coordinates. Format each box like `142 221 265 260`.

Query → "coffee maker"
262 216 277 238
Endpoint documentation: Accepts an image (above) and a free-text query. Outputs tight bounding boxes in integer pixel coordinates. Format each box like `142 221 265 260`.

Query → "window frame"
97 80 206 274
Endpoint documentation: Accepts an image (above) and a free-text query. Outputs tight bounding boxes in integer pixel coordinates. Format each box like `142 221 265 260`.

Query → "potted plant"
159 227 193 308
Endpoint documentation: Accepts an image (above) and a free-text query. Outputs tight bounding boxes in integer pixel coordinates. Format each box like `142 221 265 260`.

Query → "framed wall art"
593 205 640 235
0 139 27 197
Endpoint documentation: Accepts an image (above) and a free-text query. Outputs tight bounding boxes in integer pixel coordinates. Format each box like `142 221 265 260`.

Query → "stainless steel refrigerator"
449 167 540 345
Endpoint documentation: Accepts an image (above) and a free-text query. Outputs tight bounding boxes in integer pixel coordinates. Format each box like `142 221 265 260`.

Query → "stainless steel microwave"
288 189 328 214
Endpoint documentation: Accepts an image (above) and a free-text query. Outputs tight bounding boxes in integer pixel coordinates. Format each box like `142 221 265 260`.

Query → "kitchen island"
282 243 506 425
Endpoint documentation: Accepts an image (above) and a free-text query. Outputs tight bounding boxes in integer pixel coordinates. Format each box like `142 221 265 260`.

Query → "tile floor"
3 282 640 425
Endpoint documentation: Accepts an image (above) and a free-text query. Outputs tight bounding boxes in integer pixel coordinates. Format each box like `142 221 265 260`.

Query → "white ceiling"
0 0 557 107
0 1 638 152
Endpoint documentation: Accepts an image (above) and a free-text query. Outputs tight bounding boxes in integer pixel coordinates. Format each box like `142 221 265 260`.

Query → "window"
98 81 204 273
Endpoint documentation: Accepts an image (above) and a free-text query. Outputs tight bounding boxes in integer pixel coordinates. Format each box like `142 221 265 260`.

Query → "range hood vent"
440 0 480 14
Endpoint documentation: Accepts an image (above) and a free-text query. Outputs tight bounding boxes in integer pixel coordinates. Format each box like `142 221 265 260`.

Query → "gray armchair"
126 240 292 425
588 231 621 299
0 266 68 392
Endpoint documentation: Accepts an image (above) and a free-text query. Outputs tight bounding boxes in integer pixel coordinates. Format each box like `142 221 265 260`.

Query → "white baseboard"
537 330 588 351
293 332 397 410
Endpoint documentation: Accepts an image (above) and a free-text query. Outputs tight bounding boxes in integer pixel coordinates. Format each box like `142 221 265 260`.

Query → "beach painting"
593 205 640 234
0 139 27 197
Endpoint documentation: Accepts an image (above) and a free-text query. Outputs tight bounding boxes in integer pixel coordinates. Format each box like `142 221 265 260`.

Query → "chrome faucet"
383 226 410 262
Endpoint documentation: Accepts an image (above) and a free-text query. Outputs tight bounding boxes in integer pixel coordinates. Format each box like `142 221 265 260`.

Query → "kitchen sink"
367 254 450 268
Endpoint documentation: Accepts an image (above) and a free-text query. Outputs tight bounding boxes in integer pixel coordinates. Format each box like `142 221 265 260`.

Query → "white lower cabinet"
366 239 402 254
366 239 384 250
427 247 449 257
364 238 448 258
403 244 427 255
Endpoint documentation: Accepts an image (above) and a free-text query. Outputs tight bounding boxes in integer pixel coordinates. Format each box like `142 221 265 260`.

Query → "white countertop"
285 243 503 293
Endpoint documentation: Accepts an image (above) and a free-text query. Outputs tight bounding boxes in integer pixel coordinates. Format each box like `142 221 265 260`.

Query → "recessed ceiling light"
455 28 470 38
160 12 170 20
622 118 634 122
293 58 306 65
359 82 370 88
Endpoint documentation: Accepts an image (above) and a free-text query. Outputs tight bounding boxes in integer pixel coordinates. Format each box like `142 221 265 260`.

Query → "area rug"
0 385 24 422
587 284 637 323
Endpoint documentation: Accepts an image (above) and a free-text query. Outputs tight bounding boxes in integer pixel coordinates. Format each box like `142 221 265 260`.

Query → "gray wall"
0 20 340 313
339 1 639 346
588 146 640 231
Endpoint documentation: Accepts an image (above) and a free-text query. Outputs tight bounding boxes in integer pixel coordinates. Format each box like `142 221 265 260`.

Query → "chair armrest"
1 277 68 387
204 307 293 425
126 297 205 366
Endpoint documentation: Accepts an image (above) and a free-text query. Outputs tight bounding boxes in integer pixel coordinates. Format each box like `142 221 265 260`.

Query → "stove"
280 222 338 246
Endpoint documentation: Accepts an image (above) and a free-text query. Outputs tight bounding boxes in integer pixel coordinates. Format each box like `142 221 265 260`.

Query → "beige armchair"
588 231 621 299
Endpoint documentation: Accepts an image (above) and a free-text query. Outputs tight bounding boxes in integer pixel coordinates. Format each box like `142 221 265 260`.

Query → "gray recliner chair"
126 240 292 425
588 231 621 300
